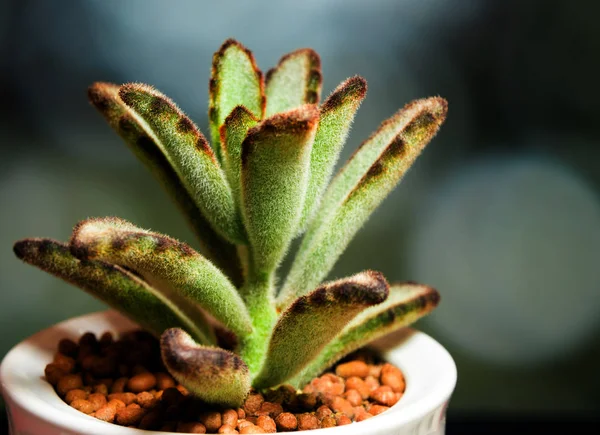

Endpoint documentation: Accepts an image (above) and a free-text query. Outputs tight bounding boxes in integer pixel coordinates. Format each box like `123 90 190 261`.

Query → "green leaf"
253 271 388 389
119 83 246 245
161 328 250 406
288 283 440 388
13 239 216 344
88 82 243 286
220 106 260 212
209 39 265 160
70 217 253 337
265 49 322 117
240 105 319 276
280 97 448 306
297 76 367 233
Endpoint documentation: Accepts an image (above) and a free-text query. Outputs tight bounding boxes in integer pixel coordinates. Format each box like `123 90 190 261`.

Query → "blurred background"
1 0 599 431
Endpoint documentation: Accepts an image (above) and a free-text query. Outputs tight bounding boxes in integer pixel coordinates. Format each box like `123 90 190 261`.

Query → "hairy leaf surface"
13 239 215 344
119 83 246 244
265 49 322 117
209 39 264 159
281 98 447 305
88 82 243 285
70 217 252 337
289 283 440 387
161 328 250 406
240 105 319 275
253 271 388 388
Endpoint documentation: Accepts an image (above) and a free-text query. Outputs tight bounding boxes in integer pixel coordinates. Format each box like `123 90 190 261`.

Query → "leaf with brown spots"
265 48 322 117
297 76 367 234
161 328 250 406
289 283 440 388
70 217 252 337
220 105 260 212
88 82 243 286
240 105 319 276
13 239 216 344
119 83 246 245
253 271 388 388
209 39 265 162
280 97 447 307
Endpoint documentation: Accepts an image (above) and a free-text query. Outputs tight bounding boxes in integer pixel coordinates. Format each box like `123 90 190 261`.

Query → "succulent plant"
13 39 446 407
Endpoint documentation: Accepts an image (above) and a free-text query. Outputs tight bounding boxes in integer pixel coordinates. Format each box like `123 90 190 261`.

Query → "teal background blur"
1 0 600 421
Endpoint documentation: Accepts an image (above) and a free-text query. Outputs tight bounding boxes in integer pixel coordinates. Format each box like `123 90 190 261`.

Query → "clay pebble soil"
44 330 406 433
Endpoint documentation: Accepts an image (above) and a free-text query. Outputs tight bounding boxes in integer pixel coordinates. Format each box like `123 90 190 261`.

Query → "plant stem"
238 269 278 378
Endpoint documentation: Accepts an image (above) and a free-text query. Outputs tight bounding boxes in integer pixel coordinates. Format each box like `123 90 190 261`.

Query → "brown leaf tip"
321 76 368 114
265 48 322 85
87 82 120 111
161 328 248 375
13 238 63 261
252 104 320 135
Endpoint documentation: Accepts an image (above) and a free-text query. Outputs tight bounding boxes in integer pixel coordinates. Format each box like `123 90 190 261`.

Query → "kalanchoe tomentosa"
13 39 446 407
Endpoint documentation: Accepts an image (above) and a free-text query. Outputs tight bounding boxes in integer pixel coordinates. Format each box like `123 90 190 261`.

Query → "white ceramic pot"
0 311 456 435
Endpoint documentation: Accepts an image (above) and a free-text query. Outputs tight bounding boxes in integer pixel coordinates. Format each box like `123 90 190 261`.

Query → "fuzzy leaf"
161 328 250 406
289 283 440 388
88 82 243 286
265 49 322 117
297 76 367 233
253 271 388 388
280 98 447 306
13 239 215 344
220 106 260 211
209 39 265 160
240 105 319 275
70 217 252 337
119 83 246 245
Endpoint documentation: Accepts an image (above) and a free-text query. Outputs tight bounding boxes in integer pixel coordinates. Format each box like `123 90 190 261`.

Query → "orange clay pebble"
107 399 127 410
335 360 369 378
110 377 128 393
335 414 352 426
355 409 373 422
127 372 156 393
58 338 78 357
369 404 390 415
237 408 246 419
364 375 380 391
256 415 276 433
320 416 337 428
177 422 207 433
257 402 283 417
345 376 371 399
115 404 145 426
330 396 355 419
138 410 162 430
200 411 222 432
108 392 136 405
275 412 297 431
155 372 176 390
316 373 345 395
176 384 190 395
240 425 265 434
368 364 382 378
370 385 399 406
57 373 83 396
222 409 239 426
88 393 107 411
244 393 264 414
65 389 87 404
237 420 254 430
315 405 332 420
136 391 157 408
344 389 363 407
92 383 108 395
94 404 117 422
44 364 67 385
218 424 239 434
70 399 94 414
381 363 406 393
53 353 76 373
297 413 319 431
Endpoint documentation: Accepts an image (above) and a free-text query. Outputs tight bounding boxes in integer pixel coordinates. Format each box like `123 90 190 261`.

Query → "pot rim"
0 310 456 434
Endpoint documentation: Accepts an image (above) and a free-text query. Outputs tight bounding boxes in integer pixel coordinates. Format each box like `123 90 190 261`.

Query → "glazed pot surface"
0 311 456 435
